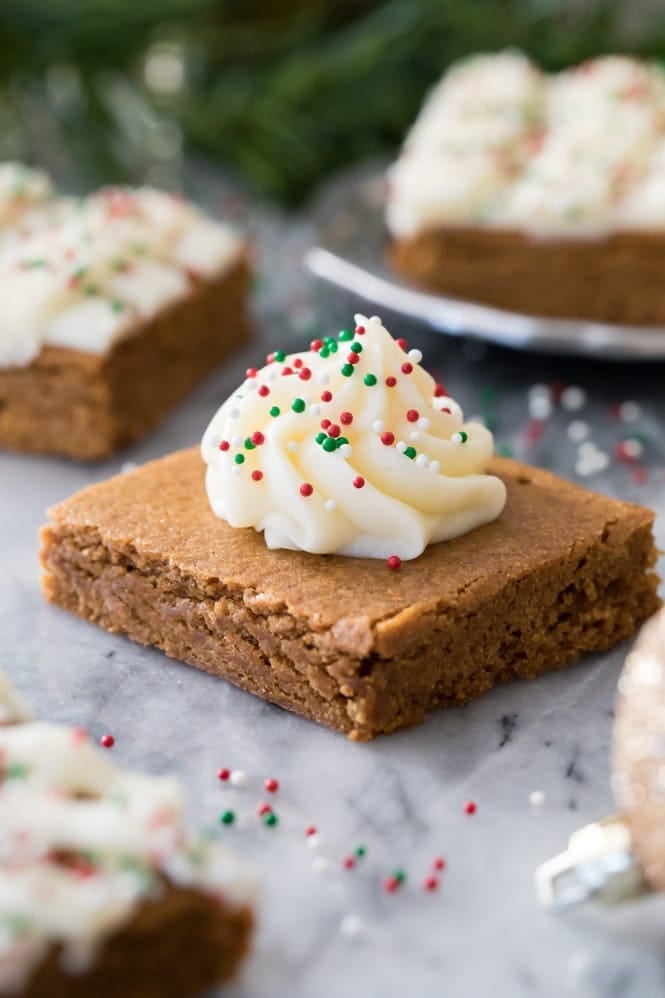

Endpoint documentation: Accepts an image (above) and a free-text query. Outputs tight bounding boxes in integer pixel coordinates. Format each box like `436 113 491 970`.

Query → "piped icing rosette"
0 163 53 229
0 186 241 368
0 675 251 992
387 51 665 237
202 314 506 559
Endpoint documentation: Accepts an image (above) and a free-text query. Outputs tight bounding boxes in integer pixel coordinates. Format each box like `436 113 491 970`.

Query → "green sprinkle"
338 328 353 341
316 431 326 444
323 437 337 452
84 283 100 296
234 453 245 465
263 812 278 827
132 242 147 255
404 446 417 459
350 342 363 353
496 442 513 457
5 763 28 780
479 387 498 405
363 374 377 387
244 437 256 450
273 350 286 362
220 810 235 825
110 300 124 313
354 845 366 858
23 258 46 269
335 436 349 448
319 347 330 359
328 341 338 354
455 431 469 443
5 914 32 935
291 398 306 413
269 406 280 417
393 869 406 883
341 364 354 378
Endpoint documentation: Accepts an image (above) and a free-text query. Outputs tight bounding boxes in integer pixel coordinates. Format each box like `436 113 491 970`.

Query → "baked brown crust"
24 881 254 998
40 448 660 740
0 258 252 460
389 226 665 325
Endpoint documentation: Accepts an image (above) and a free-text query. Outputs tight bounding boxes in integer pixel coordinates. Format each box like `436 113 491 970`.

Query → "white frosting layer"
387 52 665 237
0 186 242 368
0 683 252 992
202 313 506 560
0 673 32 725
0 164 52 228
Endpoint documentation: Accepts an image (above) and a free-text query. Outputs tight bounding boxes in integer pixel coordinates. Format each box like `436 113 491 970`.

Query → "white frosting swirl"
387 52 665 237
0 676 251 992
202 314 506 560
0 186 242 368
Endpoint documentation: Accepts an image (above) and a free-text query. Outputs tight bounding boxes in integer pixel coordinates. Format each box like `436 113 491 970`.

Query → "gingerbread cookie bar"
0 672 253 996
0 186 251 459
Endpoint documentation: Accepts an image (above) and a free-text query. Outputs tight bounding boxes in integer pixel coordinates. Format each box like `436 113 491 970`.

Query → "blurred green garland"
1 0 664 202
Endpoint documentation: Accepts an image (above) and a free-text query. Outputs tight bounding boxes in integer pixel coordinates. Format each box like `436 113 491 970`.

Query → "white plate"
304 162 665 361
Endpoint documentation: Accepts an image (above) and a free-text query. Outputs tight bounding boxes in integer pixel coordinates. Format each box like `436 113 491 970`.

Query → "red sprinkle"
355 325 366 335
100 734 115 749
257 803 272 817
72 727 88 744
340 412 353 425
321 418 331 429
353 476 365 489
423 876 439 892
396 338 408 352
300 483 314 497
219 440 230 451
328 424 341 438
406 409 419 422
299 367 312 380
218 768 231 781
282 366 293 376
401 362 413 375
257 385 270 397
384 876 400 894
381 431 395 446
387 555 402 571
524 420 546 446
251 470 263 482
432 857 446 871
305 825 318 837
264 777 279 793
293 358 303 369
346 352 360 365
310 339 324 351
433 383 446 397
342 856 356 870
633 468 648 486
251 431 265 446
463 801 477 815
320 390 333 403
245 368 257 378
385 376 397 387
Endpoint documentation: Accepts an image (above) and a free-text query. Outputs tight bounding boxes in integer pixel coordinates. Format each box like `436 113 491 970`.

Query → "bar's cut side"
0 259 251 460
25 885 253 998
40 448 660 740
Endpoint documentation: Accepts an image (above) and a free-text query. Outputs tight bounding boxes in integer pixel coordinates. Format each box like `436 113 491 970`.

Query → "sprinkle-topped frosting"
0 186 242 368
201 314 506 560
387 52 665 237
0 163 53 229
0 676 251 993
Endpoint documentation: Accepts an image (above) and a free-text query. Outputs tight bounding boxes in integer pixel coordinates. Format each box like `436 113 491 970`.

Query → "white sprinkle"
267 369 278 383
368 315 381 324
306 833 322 850
416 453 429 467
372 420 384 433
312 857 331 874
309 404 321 417
529 790 546 808
287 441 299 453
577 440 598 458
231 435 243 447
244 378 257 391
429 460 441 474
396 440 407 454
408 348 423 363
527 383 550 401
120 461 138 474
417 417 430 430
230 769 247 788
325 499 337 512
451 432 464 444
622 438 643 460
409 431 420 442
232 466 242 476
340 914 366 939
619 401 641 423
529 395 552 420
567 420 589 442
229 407 240 419
560 386 587 412
339 444 352 458
316 371 330 385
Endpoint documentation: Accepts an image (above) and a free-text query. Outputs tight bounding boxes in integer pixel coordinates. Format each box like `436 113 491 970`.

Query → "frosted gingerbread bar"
41 315 660 739
0 671 253 996
0 186 251 459
387 53 665 325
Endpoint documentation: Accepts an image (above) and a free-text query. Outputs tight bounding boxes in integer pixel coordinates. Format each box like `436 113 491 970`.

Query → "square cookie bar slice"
40 448 660 740
0 187 251 460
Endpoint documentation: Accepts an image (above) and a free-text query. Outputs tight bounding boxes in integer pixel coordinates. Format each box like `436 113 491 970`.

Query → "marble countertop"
2 170 665 998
